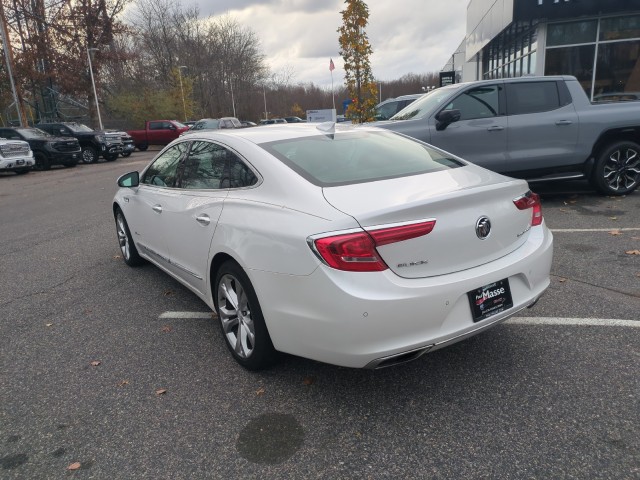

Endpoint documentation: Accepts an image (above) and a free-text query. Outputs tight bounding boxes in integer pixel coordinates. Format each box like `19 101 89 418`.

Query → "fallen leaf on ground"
303 376 316 385
113 255 121 259
118 380 129 387
559 208 571 213
45 323 53 327
161 325 172 333
211 312 219 320
609 216 618 220
155 389 167 395
632 237 640 241
67 462 81 470
163 290 174 296
256 387 265 396
558 278 567 283
90 361 101 367
609 230 623 236
626 250 640 255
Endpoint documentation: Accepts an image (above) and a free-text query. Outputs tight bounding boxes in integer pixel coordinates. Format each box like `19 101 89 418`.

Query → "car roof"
179 122 379 145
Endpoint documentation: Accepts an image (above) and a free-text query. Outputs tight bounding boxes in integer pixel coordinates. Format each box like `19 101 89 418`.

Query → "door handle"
196 214 210 226
152 204 162 213
487 126 504 132
555 120 573 126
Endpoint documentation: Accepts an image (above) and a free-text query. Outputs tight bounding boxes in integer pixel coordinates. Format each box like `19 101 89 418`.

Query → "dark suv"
0 127 81 170
37 122 123 163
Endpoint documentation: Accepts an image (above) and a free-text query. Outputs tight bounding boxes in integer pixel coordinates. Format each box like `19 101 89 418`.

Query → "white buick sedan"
113 123 553 370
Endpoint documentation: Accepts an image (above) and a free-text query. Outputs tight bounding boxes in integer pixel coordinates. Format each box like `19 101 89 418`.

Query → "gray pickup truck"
374 75 640 195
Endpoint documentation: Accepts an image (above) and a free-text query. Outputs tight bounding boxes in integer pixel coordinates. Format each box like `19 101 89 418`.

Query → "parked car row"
0 121 139 175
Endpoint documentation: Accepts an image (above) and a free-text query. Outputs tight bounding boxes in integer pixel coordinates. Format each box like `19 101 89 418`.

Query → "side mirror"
168 124 176 130
435 109 461 131
117 171 139 188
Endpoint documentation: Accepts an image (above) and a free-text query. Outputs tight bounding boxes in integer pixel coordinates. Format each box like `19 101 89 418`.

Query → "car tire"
104 153 118 161
34 152 50 171
82 146 98 164
115 209 145 267
137 144 148 151
121 152 132 158
592 141 640 195
214 261 278 370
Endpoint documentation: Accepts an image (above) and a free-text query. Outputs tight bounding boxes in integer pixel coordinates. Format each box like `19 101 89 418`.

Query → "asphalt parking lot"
1 152 638 479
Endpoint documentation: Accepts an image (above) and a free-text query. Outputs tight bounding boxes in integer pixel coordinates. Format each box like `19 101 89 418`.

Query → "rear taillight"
513 191 543 226
310 220 436 272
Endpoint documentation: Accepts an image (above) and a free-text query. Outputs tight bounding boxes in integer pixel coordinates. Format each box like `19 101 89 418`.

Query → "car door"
504 80 580 174
429 83 507 172
160 141 253 295
125 142 189 268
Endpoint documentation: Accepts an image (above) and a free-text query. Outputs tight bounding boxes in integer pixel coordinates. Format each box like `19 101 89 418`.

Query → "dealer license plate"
468 278 513 322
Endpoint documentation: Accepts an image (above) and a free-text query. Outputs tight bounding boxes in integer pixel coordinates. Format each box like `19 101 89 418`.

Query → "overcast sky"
193 0 468 88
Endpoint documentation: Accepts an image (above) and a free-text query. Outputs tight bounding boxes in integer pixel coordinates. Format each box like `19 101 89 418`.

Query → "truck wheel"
82 146 98 163
34 152 51 171
104 153 118 161
121 152 132 158
592 141 640 195
137 144 148 151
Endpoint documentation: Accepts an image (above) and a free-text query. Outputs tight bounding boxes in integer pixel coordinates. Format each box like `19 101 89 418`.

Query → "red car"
127 120 190 150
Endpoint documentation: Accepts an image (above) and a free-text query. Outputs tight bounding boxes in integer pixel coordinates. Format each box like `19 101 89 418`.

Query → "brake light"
311 220 436 272
513 191 543 226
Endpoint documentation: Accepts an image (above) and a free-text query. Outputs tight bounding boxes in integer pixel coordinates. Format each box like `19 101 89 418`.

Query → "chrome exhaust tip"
365 345 434 369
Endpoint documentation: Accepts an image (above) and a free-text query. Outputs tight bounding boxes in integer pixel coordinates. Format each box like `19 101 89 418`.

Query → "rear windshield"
260 130 464 187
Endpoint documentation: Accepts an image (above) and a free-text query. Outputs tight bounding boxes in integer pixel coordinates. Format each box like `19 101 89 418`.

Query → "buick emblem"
475 216 492 240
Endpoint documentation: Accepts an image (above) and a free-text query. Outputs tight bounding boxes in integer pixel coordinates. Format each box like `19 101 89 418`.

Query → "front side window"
141 143 189 187
506 82 561 115
443 85 501 120
0 129 21 140
261 130 462 187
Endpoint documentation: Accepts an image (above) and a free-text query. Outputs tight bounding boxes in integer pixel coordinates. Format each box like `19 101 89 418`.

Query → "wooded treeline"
0 0 439 129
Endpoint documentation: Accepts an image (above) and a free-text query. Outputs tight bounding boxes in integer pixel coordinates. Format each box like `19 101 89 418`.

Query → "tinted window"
506 82 561 115
141 143 189 187
227 155 258 188
0 129 21 140
149 122 163 130
443 85 500 120
261 131 462 187
179 141 227 189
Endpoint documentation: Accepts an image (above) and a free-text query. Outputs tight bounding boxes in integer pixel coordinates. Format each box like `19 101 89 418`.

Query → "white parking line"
159 311 213 319
159 311 638 327
507 317 639 327
550 227 640 232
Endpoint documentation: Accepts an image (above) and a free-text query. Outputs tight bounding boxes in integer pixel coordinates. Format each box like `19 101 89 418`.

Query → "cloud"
191 0 468 87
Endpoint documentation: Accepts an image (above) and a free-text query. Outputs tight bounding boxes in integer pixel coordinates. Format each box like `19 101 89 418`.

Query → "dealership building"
442 0 640 101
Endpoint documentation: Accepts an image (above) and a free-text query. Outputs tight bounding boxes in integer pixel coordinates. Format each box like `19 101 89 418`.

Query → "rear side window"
260 130 463 187
506 82 561 115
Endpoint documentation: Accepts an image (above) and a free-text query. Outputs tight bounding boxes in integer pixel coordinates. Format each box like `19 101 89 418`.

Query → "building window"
547 20 597 47
545 14 640 101
594 40 640 100
544 45 596 97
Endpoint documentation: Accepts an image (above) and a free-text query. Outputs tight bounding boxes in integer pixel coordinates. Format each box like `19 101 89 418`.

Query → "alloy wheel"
217 274 255 359
603 146 640 192
116 214 130 260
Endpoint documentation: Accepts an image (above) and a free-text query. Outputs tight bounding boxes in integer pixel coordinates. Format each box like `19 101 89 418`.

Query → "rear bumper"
250 224 553 368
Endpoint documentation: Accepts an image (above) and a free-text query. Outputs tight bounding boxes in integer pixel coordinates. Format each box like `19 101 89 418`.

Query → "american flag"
329 58 335 72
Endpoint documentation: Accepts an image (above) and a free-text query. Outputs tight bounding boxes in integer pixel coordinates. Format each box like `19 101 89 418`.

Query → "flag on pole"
329 58 335 72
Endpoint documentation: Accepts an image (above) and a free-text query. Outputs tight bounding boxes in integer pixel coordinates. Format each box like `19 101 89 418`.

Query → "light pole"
177 66 188 122
87 47 103 130
262 85 268 120
229 79 236 118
